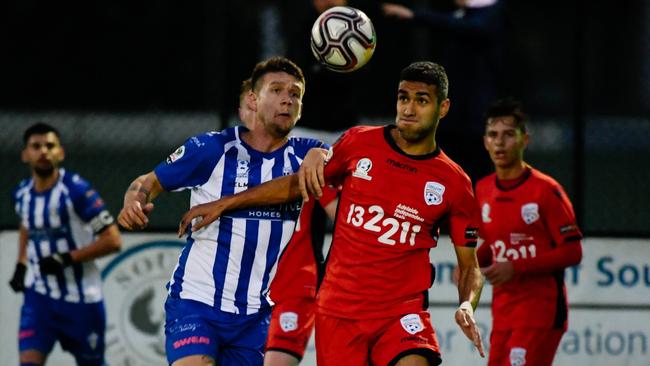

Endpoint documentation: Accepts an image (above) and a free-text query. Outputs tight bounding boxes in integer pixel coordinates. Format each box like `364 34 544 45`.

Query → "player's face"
395 81 449 142
483 116 529 169
254 72 304 138
22 132 65 178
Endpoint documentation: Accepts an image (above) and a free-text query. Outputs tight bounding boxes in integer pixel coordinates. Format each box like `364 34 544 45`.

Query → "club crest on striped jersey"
352 158 373 180
400 313 424 335
424 182 445 206
236 159 250 177
166 145 185 164
521 203 539 224
279 312 298 332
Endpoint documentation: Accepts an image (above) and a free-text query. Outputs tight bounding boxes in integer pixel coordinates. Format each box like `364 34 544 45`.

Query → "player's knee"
20 349 45 365
264 350 300 366
393 353 438 366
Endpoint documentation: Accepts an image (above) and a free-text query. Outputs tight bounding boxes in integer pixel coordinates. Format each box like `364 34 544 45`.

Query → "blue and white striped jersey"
155 126 325 315
12 168 112 304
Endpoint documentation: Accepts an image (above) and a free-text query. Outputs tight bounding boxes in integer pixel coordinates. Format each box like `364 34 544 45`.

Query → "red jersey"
317 126 480 319
269 186 338 301
475 167 583 331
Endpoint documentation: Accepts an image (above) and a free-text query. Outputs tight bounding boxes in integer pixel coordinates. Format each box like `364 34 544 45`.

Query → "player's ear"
522 132 530 150
21 148 28 163
438 98 450 119
247 91 257 112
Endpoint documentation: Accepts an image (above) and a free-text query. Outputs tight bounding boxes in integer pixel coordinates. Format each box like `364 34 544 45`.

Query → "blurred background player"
178 61 485 365
117 57 328 366
10 122 122 366
475 98 583 366
238 76 340 366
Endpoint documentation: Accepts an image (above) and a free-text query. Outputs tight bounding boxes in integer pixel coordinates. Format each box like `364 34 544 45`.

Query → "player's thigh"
172 355 216 366
165 298 220 365
19 349 46 365
371 311 441 366
487 329 511 366
19 291 57 356
315 313 369 366
266 297 315 361
57 301 106 366
507 328 563 366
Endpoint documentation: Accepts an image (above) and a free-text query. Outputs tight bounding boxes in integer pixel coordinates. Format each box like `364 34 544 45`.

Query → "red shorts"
265 297 316 360
315 311 441 366
488 328 564 366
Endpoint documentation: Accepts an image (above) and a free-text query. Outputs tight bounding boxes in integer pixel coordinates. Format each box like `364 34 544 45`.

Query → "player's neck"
495 161 527 180
242 128 288 153
391 128 437 155
32 169 60 192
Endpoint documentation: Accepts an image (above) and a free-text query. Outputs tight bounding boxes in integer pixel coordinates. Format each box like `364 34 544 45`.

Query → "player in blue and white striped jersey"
118 57 327 366
10 122 122 366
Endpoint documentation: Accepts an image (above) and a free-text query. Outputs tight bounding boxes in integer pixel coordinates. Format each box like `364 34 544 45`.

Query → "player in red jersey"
179 61 485 365
475 98 583 366
238 78 340 365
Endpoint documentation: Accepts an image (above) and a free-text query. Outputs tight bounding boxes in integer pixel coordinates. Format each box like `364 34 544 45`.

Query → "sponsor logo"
279 312 299 332
166 146 185 164
385 158 417 173
482 203 491 223
424 182 445 206
173 336 210 349
352 158 373 180
509 347 527 366
465 227 479 240
394 204 424 222
400 335 429 344
400 314 424 335
560 224 579 234
19 329 35 339
510 232 534 245
521 203 539 224
102 241 184 366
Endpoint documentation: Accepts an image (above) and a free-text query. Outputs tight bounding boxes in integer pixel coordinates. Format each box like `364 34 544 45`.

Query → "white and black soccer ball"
310 6 376 73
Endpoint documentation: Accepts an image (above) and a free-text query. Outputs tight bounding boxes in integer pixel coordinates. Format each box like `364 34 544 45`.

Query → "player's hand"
178 200 228 237
118 183 155 231
9 262 27 292
39 252 73 275
455 301 486 358
298 148 328 202
481 261 515 286
381 3 414 20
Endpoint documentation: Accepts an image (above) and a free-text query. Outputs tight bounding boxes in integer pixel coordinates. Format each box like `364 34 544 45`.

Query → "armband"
90 210 115 233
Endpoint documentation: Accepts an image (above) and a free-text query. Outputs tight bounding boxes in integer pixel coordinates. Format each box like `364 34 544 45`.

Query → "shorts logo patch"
87 332 99 350
352 158 373 180
279 312 299 332
400 313 424 335
424 182 445 206
509 347 527 366
166 145 185 164
521 203 539 224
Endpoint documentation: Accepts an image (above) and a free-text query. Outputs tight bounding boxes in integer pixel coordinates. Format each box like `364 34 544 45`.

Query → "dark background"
1 0 648 236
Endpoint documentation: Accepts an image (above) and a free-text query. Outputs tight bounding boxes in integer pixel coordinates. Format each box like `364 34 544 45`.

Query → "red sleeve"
476 240 493 267
513 243 582 274
323 127 357 187
448 175 480 248
318 185 339 207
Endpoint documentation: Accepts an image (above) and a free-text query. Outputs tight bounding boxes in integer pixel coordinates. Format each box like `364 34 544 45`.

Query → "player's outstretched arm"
178 174 301 236
454 246 486 358
298 147 329 201
118 172 163 231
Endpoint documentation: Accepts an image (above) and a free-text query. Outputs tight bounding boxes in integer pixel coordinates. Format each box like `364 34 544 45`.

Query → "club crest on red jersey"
400 314 424 335
482 203 492 223
521 203 539 224
279 312 298 332
352 158 373 180
424 182 445 205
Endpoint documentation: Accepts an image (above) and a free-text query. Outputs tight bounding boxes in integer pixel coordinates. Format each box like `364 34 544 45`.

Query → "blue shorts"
19 290 106 366
165 296 271 365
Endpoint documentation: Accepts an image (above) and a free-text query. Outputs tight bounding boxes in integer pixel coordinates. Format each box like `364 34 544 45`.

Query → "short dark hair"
250 56 305 93
23 122 61 146
399 61 449 103
485 98 528 133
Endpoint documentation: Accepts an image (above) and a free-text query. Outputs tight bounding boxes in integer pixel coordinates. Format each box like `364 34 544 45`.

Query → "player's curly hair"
484 98 528 133
23 122 61 146
400 61 448 104
250 56 305 93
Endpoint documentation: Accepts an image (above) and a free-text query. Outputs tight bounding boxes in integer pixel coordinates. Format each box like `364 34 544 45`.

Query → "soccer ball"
310 6 376 73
